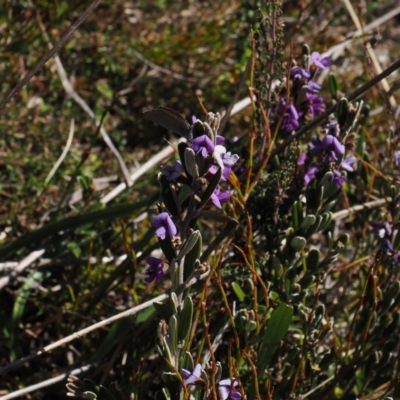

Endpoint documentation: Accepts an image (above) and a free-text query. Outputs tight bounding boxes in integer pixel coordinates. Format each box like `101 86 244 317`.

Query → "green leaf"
9 270 47 359
257 303 293 372
183 230 202 282
328 73 338 99
159 173 179 216
337 97 349 126
178 296 193 341
290 236 306 251
232 282 246 302
306 248 320 270
0 195 158 260
158 235 176 263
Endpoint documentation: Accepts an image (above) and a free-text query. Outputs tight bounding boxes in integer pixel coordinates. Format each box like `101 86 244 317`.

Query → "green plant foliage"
1 0 400 399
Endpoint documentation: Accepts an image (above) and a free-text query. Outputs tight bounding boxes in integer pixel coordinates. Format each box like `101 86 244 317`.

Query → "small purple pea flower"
311 52 331 69
331 171 347 188
210 186 230 208
322 120 340 137
369 221 392 238
303 166 319 186
181 363 202 386
297 152 307 166
151 212 177 240
311 135 344 161
392 252 400 266
306 93 325 118
291 66 311 81
192 134 215 157
143 257 164 283
218 378 241 400
394 150 400 167
160 160 183 182
340 156 356 172
276 102 300 132
382 238 394 254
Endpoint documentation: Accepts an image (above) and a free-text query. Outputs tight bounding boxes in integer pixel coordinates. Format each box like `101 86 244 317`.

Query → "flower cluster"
297 119 356 188
143 112 239 282
181 364 241 400
272 51 331 135
370 220 400 264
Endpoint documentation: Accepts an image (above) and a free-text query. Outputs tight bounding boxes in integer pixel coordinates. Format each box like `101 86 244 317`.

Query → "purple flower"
151 212 177 240
311 135 344 161
303 166 319 186
192 115 197 124
192 134 215 157
392 252 400 265
340 156 356 172
394 150 400 167
322 120 340 137
160 160 183 182
277 102 300 132
307 81 321 94
291 66 311 80
221 151 240 168
331 171 346 188
297 152 307 166
181 363 202 386
218 378 241 400
311 52 331 69
369 221 392 238
143 257 164 283
382 238 394 254
216 135 225 145
211 147 240 180
306 93 325 118
210 186 230 208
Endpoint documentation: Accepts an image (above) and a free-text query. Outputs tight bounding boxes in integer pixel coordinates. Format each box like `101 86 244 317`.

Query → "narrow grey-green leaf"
178 296 193 341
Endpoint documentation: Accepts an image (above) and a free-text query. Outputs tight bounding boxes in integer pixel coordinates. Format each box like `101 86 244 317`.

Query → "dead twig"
35 11 132 186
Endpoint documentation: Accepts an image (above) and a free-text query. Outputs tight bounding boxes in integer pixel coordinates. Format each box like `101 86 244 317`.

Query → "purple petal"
211 192 222 208
394 150 400 167
230 391 242 400
311 52 331 69
331 171 346 188
181 368 191 380
218 386 229 400
151 212 177 239
322 120 340 137
383 238 393 253
291 66 311 80
369 221 391 237
192 134 215 157
181 363 202 385
216 135 225 145
143 257 164 283
304 166 318 186
222 152 240 167
307 81 321 93
341 156 356 172
218 190 231 204
297 152 307 166
161 160 183 182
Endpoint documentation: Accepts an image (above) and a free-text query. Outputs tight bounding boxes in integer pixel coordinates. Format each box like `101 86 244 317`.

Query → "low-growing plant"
2 1 400 400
